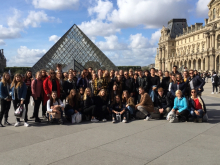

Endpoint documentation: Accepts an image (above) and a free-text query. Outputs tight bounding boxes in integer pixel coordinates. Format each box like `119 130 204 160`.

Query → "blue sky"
0 0 210 67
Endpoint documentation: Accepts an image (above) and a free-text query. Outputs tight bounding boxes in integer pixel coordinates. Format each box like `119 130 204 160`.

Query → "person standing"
63 73 76 98
149 68 160 102
211 71 219 94
123 71 134 96
40 69 48 119
161 71 170 95
31 71 43 123
24 70 33 119
11 74 28 127
0 72 12 127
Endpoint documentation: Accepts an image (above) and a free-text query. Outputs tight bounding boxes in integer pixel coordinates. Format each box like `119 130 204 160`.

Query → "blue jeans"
191 109 203 119
149 85 157 102
126 106 135 115
65 109 74 117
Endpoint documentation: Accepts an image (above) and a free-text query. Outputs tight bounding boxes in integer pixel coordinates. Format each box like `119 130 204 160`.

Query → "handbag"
203 113 208 122
14 105 24 118
116 113 121 122
72 112 82 124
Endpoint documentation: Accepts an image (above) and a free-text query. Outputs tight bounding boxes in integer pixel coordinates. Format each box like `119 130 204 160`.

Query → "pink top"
31 79 43 98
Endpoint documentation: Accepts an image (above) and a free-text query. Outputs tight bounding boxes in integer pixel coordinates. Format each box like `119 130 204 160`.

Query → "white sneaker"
14 122 20 127
91 118 99 122
211 92 214 94
24 122 29 127
122 119 127 123
144 116 151 121
102 119 107 122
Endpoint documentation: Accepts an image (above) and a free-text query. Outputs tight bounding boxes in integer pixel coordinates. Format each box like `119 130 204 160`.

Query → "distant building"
155 0 220 72
147 63 155 68
0 49 6 72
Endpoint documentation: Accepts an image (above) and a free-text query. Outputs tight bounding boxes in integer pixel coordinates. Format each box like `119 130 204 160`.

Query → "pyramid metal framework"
32 24 118 74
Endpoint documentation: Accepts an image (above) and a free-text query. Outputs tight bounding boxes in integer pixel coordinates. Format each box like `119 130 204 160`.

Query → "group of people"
0 64 208 127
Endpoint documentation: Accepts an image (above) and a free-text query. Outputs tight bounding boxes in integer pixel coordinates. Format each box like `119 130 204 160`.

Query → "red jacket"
43 76 60 105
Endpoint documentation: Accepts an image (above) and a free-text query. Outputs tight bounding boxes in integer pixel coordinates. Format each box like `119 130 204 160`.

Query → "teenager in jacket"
115 75 124 96
43 70 60 111
65 89 79 122
169 90 189 122
77 69 89 89
96 89 109 122
135 87 154 121
40 69 48 119
56 71 65 101
63 72 76 98
133 73 139 104
31 71 43 123
186 69 205 95
111 95 128 123
189 89 206 123
24 70 33 119
138 70 150 93
108 70 115 94
83 88 99 122
11 74 27 127
123 71 134 96
149 68 160 102
211 71 219 94
0 72 12 127
161 71 170 95
122 90 135 120
110 84 120 104
171 74 186 97
153 87 171 119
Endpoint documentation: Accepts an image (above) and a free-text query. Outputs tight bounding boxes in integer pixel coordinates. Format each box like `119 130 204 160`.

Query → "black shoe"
30 115 35 119
0 123 5 127
4 121 11 125
35 118 41 123
58 119 64 125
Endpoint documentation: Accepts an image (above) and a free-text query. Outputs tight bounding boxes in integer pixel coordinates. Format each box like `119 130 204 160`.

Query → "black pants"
178 110 189 121
42 104 47 116
34 97 42 119
112 110 129 120
83 105 97 117
0 99 11 123
99 105 108 120
13 99 28 122
213 84 218 92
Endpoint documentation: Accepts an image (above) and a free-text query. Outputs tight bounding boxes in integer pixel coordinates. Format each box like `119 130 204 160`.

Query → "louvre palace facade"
155 0 220 73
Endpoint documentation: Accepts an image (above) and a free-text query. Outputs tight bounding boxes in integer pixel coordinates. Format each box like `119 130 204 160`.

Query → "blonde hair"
98 89 107 100
175 90 182 96
35 71 41 78
83 88 91 100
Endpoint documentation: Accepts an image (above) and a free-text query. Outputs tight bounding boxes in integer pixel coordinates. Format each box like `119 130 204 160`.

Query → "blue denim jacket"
10 82 27 100
0 82 11 99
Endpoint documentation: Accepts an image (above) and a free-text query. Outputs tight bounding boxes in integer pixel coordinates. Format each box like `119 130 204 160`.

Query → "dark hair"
112 95 122 108
56 64 62 68
139 86 144 90
50 91 59 107
150 68 155 71
173 65 177 68
66 89 78 108
24 70 32 81
175 74 183 83
49 69 57 80
213 71 216 74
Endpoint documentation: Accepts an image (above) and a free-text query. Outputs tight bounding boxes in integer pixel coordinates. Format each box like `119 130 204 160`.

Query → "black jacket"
63 80 76 97
95 96 108 107
137 76 151 92
124 77 135 94
161 77 170 93
83 96 95 109
154 94 171 109
186 75 205 93
171 82 186 97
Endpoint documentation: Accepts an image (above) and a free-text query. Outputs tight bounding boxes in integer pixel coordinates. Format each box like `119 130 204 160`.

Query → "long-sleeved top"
110 103 123 112
150 76 160 88
47 99 64 112
0 82 11 99
186 75 205 93
172 97 189 112
154 94 171 109
83 96 95 109
188 96 206 114
137 76 150 92
63 79 76 97
161 77 170 93
124 77 134 94
171 82 186 97
136 93 154 112
10 82 27 100
31 79 43 98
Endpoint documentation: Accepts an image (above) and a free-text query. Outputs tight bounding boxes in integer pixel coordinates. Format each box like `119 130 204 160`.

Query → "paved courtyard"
0 82 220 165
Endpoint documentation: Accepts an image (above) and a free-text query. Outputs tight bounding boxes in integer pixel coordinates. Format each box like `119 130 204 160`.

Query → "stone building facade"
155 0 220 73
0 49 6 72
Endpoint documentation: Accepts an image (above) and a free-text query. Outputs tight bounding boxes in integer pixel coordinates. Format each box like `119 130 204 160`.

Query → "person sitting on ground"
110 84 120 104
122 90 135 120
135 87 154 121
83 88 99 122
189 89 206 123
95 89 109 122
47 91 64 124
110 95 128 123
169 90 189 122
78 87 84 112
65 89 79 122
153 87 171 119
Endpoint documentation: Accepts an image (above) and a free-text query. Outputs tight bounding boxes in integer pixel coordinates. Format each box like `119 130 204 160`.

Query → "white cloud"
129 33 151 49
88 0 113 20
196 0 210 17
96 35 127 51
49 35 61 43
108 0 191 29
8 46 46 67
23 11 58 27
78 20 120 38
32 0 79 10
150 29 161 45
0 39 5 45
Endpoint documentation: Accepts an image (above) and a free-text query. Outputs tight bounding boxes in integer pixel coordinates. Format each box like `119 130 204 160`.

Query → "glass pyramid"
32 24 118 74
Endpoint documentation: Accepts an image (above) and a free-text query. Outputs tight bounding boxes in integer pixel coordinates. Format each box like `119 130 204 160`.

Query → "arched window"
217 35 220 48
213 8 216 20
